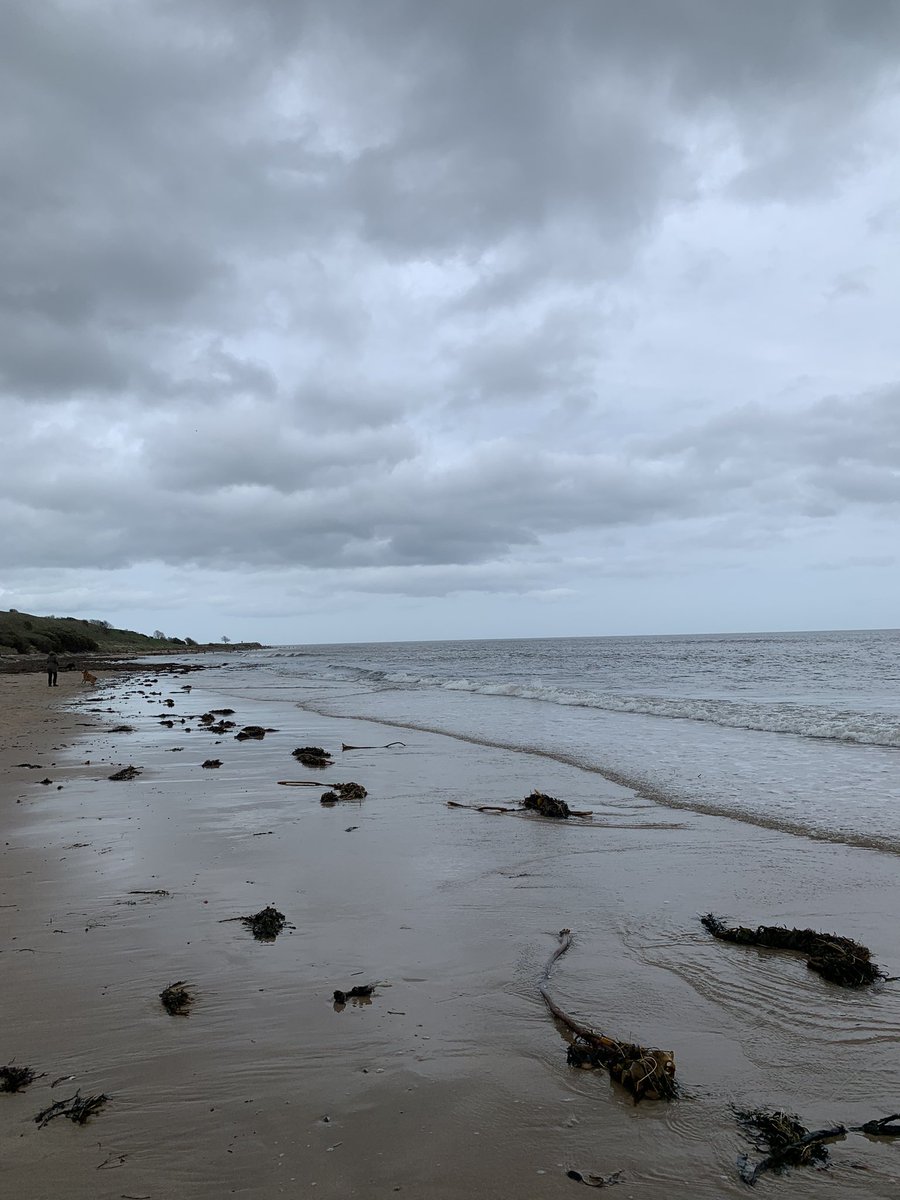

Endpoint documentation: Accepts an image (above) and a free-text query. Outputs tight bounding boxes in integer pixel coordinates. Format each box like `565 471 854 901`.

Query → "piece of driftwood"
277 780 325 787
34 1090 109 1127
701 914 886 987
734 1107 845 1185
292 746 334 768
539 930 677 1102
320 782 368 805
1 1065 38 1092
108 766 141 781
160 980 194 1015
341 741 406 751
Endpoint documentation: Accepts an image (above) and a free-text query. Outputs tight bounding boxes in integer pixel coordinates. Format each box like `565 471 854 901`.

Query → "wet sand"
2 668 899 1198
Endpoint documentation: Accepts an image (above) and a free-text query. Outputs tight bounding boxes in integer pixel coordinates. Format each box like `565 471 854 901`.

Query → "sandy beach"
2 665 899 1199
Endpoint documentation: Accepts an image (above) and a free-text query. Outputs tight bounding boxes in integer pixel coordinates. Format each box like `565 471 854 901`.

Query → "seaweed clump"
235 725 269 741
540 930 677 1103
35 1090 109 1127
241 905 287 941
321 782 368 805
733 1106 844 1185
202 759 222 769
108 765 142 781
523 790 573 820
333 984 375 1005
293 746 333 769
160 980 194 1015
1 1064 37 1093
701 914 886 987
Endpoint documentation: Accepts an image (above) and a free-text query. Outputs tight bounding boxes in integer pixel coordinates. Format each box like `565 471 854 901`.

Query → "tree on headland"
153 629 167 640
221 635 231 643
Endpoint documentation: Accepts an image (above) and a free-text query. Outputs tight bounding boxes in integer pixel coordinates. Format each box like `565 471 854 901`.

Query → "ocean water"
206 628 900 854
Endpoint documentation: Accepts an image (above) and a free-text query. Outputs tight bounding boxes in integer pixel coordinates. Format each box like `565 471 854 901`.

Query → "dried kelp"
110 724 135 733
539 930 677 1103
108 765 142 781
35 1090 109 1127
1 1064 37 1093
321 782 368 805
240 905 287 941
201 759 222 768
734 1107 844 1185
293 746 334 768
701 914 886 987
160 980 194 1015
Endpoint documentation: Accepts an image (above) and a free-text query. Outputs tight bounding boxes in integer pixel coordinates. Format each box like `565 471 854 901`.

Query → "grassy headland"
0 609 262 658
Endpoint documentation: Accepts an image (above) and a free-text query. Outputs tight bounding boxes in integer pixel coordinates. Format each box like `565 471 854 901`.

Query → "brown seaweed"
235 725 270 741
240 905 288 941
523 790 575 819
160 980 194 1015
539 930 677 1103
320 782 368 805
341 741 406 751
733 1107 845 1185
293 746 334 768
333 984 375 1004
34 1090 109 1127
201 759 222 768
701 914 886 987
108 765 142 781
1 1064 38 1093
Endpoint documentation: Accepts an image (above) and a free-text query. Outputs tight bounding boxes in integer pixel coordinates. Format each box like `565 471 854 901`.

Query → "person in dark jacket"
46 652 59 687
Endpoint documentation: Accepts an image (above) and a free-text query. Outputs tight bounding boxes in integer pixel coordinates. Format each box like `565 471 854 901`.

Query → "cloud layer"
2 1 899 638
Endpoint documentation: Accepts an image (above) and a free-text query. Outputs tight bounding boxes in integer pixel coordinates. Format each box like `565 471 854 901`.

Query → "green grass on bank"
0 609 261 656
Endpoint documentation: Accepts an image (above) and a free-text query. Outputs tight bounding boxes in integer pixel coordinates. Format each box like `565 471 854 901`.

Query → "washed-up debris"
539 930 677 1103
448 790 592 819
39 777 53 785
734 1107 844 1185
129 889 169 897
293 746 333 768
1 1064 38 1092
855 1113 900 1137
341 741 406 751
202 759 222 769
210 720 236 733
240 905 287 941
333 984 375 1005
110 725 135 733
160 980 194 1015
235 725 269 741
210 708 235 715
566 1170 623 1187
15 763 43 768
34 1090 109 1127
277 779 325 787
160 718 175 727
321 782 368 805
108 766 142 781
701 914 887 987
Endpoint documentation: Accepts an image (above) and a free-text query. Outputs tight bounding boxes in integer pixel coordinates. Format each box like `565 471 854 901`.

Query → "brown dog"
82 669 98 686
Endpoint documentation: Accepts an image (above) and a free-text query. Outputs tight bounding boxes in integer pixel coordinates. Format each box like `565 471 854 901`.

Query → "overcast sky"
2 1 899 645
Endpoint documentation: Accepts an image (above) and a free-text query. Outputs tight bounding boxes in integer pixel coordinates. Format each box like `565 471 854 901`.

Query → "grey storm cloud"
2 1 900 632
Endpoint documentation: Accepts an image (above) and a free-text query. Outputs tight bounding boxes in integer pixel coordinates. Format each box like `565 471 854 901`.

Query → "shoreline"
2 668 899 1198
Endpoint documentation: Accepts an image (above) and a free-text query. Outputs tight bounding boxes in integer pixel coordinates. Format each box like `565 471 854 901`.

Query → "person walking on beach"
46 651 59 687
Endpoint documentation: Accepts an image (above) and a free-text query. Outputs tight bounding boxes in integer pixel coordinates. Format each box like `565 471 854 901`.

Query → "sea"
200 627 900 855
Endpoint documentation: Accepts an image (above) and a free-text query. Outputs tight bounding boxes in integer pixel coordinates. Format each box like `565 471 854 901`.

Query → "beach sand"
2 668 899 1198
